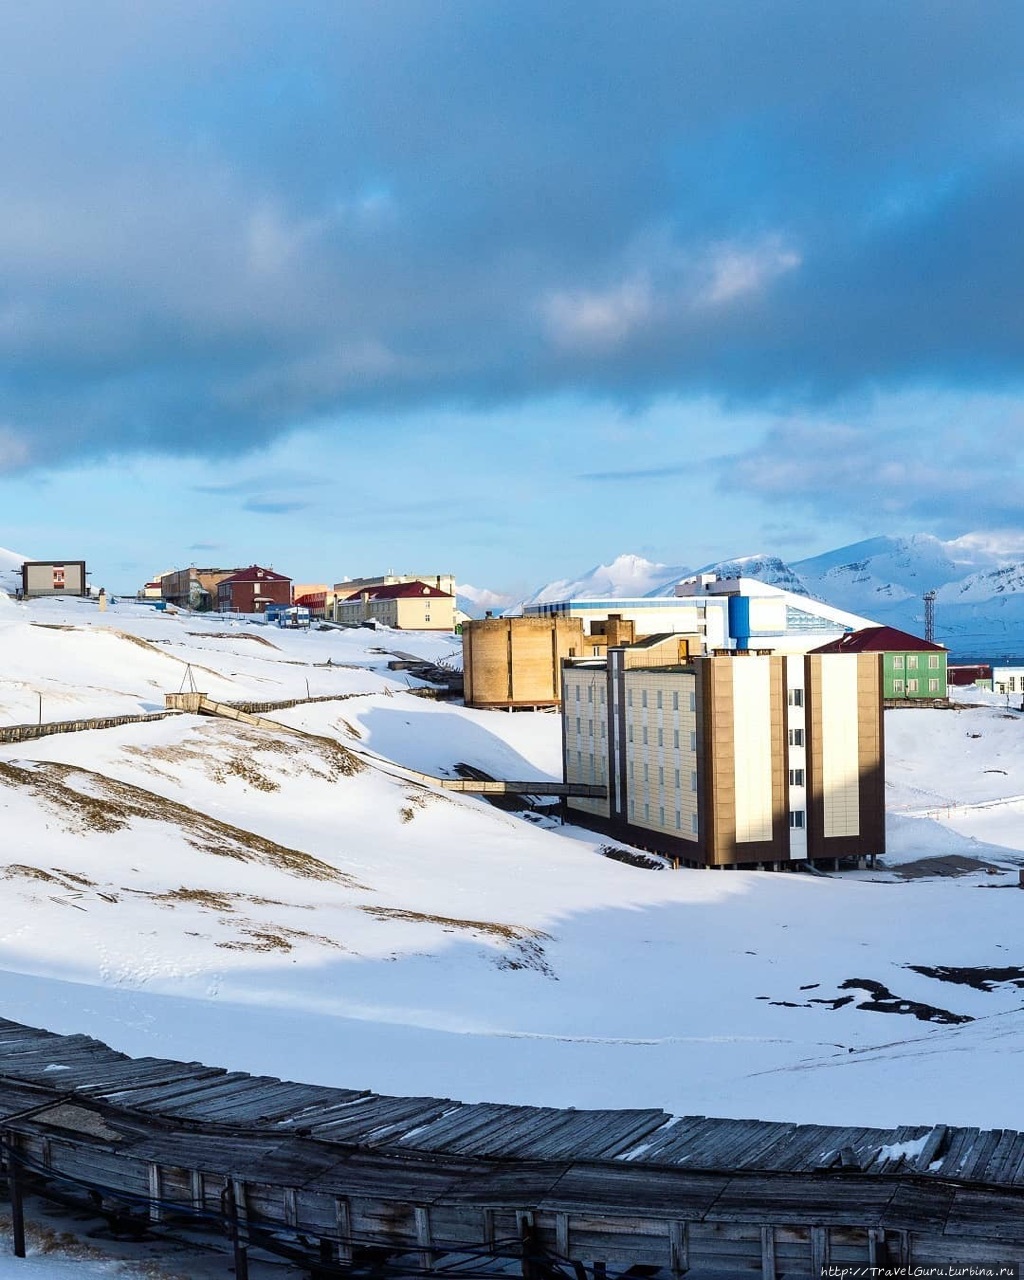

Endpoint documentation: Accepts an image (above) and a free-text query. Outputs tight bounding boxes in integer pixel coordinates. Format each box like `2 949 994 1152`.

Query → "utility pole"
923 591 936 644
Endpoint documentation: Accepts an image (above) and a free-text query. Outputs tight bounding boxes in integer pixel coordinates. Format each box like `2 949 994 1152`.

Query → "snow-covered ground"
0 591 1022 1154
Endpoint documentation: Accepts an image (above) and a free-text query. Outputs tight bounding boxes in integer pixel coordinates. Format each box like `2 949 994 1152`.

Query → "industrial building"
20 560 88 598
334 580 456 630
810 626 948 703
562 645 885 870
334 572 457 597
161 566 239 611
462 614 696 710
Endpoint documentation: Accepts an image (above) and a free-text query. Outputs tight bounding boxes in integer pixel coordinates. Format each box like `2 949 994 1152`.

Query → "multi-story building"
562 647 885 870
20 560 88 598
216 565 292 615
334 580 455 631
809 626 947 703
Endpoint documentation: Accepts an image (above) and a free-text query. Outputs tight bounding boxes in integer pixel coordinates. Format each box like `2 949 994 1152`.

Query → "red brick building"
216 565 292 614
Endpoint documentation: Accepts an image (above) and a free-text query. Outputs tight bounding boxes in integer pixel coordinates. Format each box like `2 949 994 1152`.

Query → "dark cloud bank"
2 0 1023 501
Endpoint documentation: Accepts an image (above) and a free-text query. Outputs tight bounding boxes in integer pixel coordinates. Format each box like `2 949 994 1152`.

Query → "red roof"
216 564 292 586
809 626 946 655
342 580 452 602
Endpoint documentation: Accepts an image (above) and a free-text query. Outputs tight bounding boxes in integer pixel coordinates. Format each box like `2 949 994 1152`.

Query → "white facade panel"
820 654 860 838
731 657 773 843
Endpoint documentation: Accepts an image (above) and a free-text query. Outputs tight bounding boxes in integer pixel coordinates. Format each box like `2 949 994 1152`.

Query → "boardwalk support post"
224 1180 249 1280
5 1135 25 1259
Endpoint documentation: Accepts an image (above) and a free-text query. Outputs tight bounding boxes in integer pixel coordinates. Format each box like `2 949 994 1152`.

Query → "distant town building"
991 666 1024 696
334 572 457 597
948 664 992 689
809 626 947 703
334 580 455 630
161 567 238 611
216 565 292 615
562 646 885 870
525 575 876 655
20 560 88 598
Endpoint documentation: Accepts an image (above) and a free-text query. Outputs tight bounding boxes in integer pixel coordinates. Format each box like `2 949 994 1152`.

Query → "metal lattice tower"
923 590 937 644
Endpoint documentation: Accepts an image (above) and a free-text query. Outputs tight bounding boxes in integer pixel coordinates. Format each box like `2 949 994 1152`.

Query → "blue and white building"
524 574 876 655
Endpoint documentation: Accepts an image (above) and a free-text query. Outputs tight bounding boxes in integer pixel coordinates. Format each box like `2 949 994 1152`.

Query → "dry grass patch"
0 760 367 887
188 630 281 648
361 907 554 976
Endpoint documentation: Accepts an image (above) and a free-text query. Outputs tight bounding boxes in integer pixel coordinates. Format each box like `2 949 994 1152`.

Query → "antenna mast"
923 590 936 644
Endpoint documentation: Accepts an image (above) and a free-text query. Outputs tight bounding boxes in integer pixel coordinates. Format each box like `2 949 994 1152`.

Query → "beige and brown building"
562 647 884 869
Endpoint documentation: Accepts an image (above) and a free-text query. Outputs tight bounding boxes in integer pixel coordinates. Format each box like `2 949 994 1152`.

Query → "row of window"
892 654 941 669
628 762 697 791
628 799 699 834
892 678 941 694
627 725 697 750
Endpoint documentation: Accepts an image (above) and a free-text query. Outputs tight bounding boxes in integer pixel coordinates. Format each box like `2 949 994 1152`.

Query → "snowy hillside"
0 592 1023 1137
0 544 26 596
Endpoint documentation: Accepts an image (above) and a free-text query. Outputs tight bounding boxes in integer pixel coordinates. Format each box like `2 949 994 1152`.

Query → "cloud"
578 463 692 483
0 3 1023 472
723 389 1024 533
241 499 311 515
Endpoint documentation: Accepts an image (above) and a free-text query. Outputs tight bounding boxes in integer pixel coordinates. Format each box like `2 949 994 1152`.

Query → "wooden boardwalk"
0 1017 1022 1274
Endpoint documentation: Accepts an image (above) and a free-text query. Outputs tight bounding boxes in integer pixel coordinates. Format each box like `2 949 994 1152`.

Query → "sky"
1 1 1024 595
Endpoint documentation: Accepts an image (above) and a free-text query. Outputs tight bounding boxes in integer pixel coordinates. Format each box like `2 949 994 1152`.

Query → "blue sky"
2 2 1023 594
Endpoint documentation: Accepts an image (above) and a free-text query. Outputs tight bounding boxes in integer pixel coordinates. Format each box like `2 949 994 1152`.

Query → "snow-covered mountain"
519 553 692 608
522 534 1024 660
457 583 517 619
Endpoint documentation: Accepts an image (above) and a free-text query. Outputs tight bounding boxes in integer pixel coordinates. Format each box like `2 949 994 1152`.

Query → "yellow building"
334 580 456 631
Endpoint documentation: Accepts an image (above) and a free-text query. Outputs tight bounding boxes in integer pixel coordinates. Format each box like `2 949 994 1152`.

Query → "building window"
641 690 647 708
675 810 681 830
656 691 662 710
789 768 804 786
588 753 594 773
675 768 680 788
893 655 904 669
588 719 593 736
627 690 633 707
689 692 696 712
628 724 634 743
907 679 919 693
659 805 665 826
928 678 939 693
575 685 580 702
691 771 697 791
657 728 663 747
587 686 593 703
789 810 805 829
690 731 696 751
893 679 904 693
788 688 803 707
908 655 919 670
788 728 804 747
691 813 698 834
642 727 648 745
928 654 940 669
673 729 680 749
643 762 649 782
575 717 581 736
672 692 679 711
630 799 635 818
644 802 650 821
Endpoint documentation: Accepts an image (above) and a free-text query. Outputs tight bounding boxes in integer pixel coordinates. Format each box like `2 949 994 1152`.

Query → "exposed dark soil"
600 845 666 871
906 964 1024 992
837 978 972 1024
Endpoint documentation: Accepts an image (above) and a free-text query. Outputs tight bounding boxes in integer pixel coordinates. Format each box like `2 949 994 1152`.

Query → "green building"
809 626 947 701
